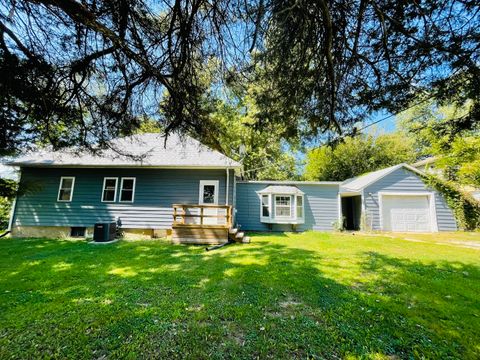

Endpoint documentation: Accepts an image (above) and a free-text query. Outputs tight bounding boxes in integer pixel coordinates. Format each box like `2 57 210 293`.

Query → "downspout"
232 169 237 225
226 168 229 205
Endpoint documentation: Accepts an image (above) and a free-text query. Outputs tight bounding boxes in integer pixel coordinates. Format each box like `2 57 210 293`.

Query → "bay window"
257 185 305 224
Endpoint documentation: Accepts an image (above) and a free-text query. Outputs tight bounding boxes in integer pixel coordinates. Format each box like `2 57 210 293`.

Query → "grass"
0 232 479 359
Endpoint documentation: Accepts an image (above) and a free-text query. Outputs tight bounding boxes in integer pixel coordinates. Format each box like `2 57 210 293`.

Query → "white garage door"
381 195 432 232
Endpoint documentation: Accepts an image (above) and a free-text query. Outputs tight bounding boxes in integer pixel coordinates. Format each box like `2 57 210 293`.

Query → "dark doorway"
341 196 362 230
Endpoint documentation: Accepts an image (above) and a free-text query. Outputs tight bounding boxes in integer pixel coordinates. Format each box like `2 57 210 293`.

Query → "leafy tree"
1 1 479 154
206 89 299 180
253 1 480 138
304 133 416 181
398 100 480 187
0 0 242 152
0 178 16 230
97 87 298 180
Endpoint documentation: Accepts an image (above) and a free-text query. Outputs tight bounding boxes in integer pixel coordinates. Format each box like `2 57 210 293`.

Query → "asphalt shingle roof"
9 133 241 169
340 163 423 193
257 185 305 195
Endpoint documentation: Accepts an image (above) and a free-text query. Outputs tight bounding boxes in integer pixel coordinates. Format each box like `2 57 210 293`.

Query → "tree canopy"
304 133 417 181
399 100 480 187
206 88 299 180
0 1 479 154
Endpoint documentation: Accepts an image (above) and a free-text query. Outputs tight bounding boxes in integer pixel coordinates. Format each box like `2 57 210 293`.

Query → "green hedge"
0 197 12 230
425 175 480 230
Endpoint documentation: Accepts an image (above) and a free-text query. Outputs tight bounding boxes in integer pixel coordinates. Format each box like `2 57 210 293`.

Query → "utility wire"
327 95 435 145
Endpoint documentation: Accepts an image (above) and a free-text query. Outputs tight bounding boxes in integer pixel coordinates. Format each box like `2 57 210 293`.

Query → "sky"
363 110 397 134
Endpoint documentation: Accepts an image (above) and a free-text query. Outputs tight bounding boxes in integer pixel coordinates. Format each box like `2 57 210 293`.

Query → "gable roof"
340 163 425 193
8 133 241 169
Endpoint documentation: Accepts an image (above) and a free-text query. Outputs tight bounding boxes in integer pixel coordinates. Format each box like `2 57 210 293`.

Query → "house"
7 133 241 243
7 135 458 242
236 164 457 233
411 157 443 177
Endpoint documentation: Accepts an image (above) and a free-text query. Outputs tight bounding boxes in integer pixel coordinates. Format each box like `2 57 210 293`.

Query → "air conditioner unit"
93 222 116 242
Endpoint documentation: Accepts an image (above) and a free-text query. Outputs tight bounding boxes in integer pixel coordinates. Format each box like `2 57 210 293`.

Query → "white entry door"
382 195 432 232
199 180 219 225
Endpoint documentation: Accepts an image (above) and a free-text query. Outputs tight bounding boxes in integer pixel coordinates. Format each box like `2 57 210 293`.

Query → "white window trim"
57 176 75 202
199 180 220 205
378 191 438 232
258 192 305 224
275 195 292 219
261 194 271 220
102 177 118 203
296 195 305 221
119 177 136 203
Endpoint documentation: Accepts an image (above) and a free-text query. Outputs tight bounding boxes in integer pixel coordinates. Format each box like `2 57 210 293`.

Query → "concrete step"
242 236 250 243
235 232 245 239
229 228 238 234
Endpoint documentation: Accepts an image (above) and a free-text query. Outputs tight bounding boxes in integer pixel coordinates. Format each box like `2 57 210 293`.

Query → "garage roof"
340 164 424 193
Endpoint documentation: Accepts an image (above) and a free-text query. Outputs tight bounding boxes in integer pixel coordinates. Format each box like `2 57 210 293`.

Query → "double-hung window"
296 195 303 219
57 177 75 202
120 178 136 203
102 177 118 202
275 195 291 217
261 194 270 217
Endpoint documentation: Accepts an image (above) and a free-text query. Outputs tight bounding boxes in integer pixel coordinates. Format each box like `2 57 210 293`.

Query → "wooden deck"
172 204 232 244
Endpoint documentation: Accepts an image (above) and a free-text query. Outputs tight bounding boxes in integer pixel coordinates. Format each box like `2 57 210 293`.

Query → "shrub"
0 197 12 230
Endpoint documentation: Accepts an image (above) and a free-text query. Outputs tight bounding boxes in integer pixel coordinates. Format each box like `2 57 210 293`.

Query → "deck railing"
172 204 232 228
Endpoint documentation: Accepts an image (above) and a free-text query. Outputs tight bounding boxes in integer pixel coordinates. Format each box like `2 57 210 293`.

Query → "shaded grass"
0 232 479 359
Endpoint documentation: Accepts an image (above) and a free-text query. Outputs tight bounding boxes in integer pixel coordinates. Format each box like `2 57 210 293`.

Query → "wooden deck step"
172 226 228 244
227 227 250 244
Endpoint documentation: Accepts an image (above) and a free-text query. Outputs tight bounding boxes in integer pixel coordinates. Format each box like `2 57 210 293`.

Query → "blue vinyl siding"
236 183 339 231
14 167 234 229
363 168 457 231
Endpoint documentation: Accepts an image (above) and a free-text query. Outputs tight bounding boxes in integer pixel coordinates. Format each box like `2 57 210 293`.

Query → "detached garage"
340 164 457 233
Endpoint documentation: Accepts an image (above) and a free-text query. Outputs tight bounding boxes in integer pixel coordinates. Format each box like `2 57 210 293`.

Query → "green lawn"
0 232 479 359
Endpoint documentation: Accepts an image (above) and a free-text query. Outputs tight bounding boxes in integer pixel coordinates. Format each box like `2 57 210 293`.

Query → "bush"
0 197 12 230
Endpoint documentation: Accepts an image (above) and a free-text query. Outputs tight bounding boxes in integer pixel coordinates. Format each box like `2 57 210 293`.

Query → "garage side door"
381 195 432 232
